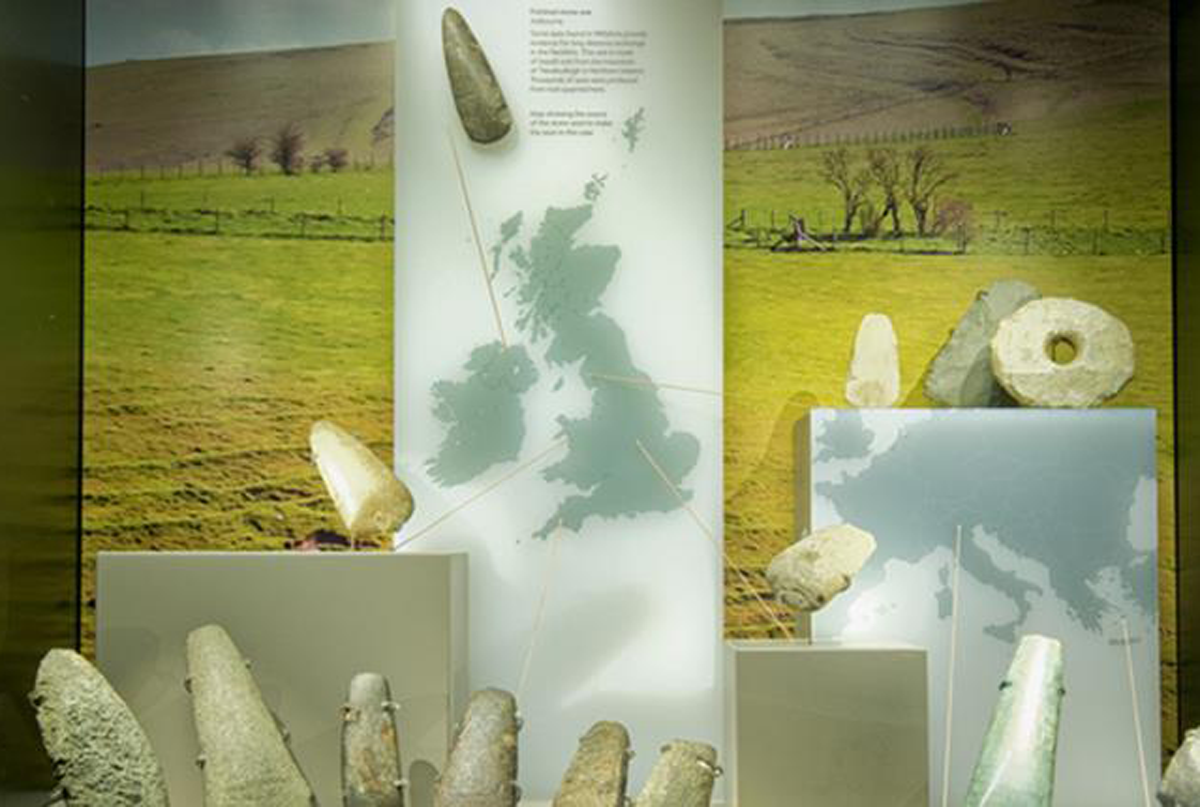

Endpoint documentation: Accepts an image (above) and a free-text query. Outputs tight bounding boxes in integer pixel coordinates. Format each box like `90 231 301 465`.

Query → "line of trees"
820 145 962 239
226 123 349 176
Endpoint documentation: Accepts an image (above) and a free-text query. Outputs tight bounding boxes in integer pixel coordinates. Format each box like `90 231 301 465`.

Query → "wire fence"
726 208 1171 257
86 204 394 242
89 157 393 181
725 121 1015 152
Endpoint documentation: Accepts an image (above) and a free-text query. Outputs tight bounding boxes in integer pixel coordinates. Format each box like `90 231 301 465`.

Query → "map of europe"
808 408 1159 806
427 170 699 539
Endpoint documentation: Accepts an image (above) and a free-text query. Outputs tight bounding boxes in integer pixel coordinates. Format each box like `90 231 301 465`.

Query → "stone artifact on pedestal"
435 688 520 807
310 420 414 544
343 673 406 807
963 634 1065 807
990 297 1135 408
442 8 513 144
925 279 1041 407
186 624 316 806
552 721 631 807
634 740 719 807
1160 727 1200 806
31 649 170 807
766 523 877 612
845 313 901 407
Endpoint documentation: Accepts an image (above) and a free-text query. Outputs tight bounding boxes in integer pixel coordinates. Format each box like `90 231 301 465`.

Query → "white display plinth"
96 551 468 807
725 640 928 807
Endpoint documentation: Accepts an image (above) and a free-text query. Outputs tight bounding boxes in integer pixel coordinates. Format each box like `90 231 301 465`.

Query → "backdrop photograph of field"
722 0 1175 733
84 0 396 649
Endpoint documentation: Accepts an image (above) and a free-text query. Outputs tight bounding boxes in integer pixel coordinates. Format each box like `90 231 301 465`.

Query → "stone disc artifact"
766 523 877 612
310 420 414 541
186 625 315 806
343 673 405 807
634 740 719 807
31 649 171 806
1160 727 1200 806
963 634 1064 807
925 279 1040 407
553 721 631 807
443 8 513 144
435 688 520 807
990 297 1134 408
845 313 900 407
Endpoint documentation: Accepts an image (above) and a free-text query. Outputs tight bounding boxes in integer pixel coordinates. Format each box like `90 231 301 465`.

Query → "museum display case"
3 0 1200 805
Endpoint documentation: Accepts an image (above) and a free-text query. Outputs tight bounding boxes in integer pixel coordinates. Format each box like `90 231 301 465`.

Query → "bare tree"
323 147 350 173
904 146 957 237
821 148 872 235
270 123 305 176
225 137 260 175
868 148 903 236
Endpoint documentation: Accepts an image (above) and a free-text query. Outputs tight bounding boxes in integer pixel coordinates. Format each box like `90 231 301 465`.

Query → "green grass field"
83 229 393 650
722 99 1178 739
88 167 393 218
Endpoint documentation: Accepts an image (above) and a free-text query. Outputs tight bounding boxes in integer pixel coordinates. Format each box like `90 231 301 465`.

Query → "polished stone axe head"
443 7 513 144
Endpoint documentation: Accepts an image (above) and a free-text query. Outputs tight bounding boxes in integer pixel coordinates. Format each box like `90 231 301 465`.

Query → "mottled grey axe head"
443 7 513 144
31 648 171 807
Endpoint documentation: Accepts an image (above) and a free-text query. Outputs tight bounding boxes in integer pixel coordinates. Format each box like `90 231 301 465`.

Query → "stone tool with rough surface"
31 649 170 806
963 634 1064 807
1160 726 1200 806
634 740 719 807
435 688 520 807
552 721 631 807
185 624 315 807
766 523 877 613
990 297 1134 408
925 279 1040 407
845 313 901 407
443 8 513 144
310 419 414 542
343 673 406 807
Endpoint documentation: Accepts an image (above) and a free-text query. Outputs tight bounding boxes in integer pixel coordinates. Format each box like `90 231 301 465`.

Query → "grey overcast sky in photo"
723 0 978 18
87 0 395 65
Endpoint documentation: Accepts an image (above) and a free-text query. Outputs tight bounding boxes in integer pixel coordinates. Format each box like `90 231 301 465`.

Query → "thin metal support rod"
448 131 507 348
941 525 963 807
635 439 792 639
1121 617 1153 807
396 438 566 550
517 527 563 702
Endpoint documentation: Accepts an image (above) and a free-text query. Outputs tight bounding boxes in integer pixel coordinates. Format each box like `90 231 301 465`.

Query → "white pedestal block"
725 640 928 807
97 551 468 807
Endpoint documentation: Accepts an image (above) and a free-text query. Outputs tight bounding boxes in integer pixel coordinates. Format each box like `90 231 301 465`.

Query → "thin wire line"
396 438 566 551
941 525 963 807
1121 617 1153 807
635 439 792 639
517 527 563 702
447 131 507 349
587 372 723 398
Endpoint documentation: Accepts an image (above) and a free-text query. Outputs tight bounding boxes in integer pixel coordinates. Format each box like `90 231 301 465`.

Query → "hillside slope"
724 0 1169 144
86 41 393 172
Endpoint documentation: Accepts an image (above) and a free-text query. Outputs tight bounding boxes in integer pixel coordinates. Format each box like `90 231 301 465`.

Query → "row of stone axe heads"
29 623 720 806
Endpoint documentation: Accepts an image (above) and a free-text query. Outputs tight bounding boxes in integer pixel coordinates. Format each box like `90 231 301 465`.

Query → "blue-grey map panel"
807 408 1159 807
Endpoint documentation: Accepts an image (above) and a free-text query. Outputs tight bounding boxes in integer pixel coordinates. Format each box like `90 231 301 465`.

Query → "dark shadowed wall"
0 0 84 790
1177 0 1200 740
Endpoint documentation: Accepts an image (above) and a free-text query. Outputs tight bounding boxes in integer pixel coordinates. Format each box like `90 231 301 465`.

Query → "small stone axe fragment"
31 649 171 806
185 624 315 806
310 420 414 543
442 8 513 144
1161 726 1200 806
634 740 719 807
343 673 405 807
435 688 520 807
552 721 631 807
